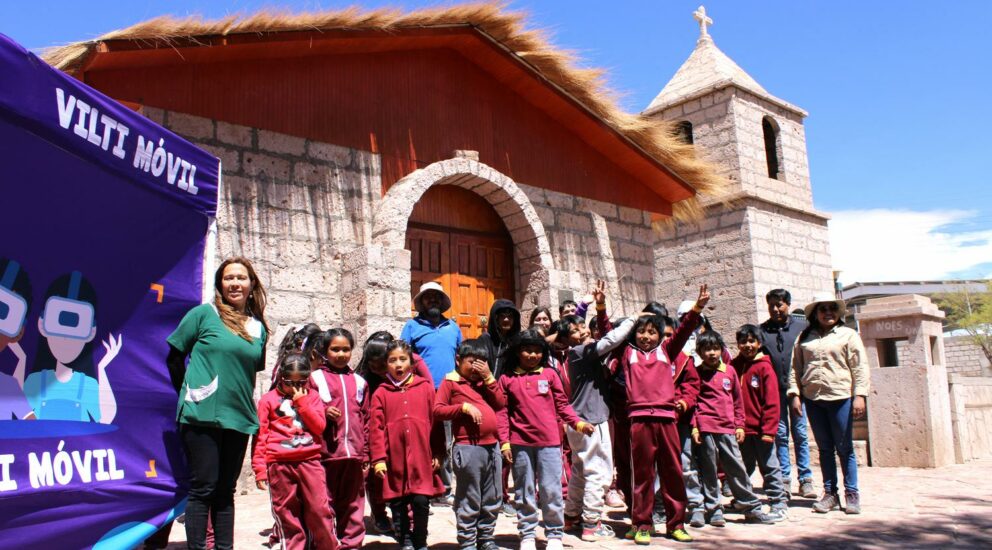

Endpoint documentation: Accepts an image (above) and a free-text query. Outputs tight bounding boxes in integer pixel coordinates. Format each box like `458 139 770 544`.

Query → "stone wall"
948 375 992 463
145 108 382 388
523 185 657 318
654 204 755 338
945 335 992 377
747 203 834 322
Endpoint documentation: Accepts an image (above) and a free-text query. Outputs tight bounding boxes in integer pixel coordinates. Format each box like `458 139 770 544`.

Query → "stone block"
265 292 313 321
576 198 618 220
557 212 593 233
243 152 291 181
223 175 259 203
618 206 644 225
197 143 241 174
216 121 254 148
168 112 214 140
258 129 306 156
308 141 354 166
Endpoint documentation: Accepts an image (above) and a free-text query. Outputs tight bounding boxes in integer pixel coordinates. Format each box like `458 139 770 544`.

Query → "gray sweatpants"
564 421 613 525
698 433 761 515
453 443 503 549
677 423 704 513
512 445 564 540
740 435 788 509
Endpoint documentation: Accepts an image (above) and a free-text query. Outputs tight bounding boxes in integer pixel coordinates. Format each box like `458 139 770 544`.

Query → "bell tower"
646 6 834 332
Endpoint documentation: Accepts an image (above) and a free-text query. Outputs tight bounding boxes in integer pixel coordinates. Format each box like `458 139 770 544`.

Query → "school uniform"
310 366 370 549
364 353 432 522
673 353 704 515
497 366 586 541
434 371 506 549
252 389 338 550
622 310 699 533
731 352 787 510
369 374 444 549
693 362 763 517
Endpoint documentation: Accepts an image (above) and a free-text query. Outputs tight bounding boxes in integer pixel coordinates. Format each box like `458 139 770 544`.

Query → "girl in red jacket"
730 324 788 520
252 353 339 550
370 340 444 550
310 328 370 549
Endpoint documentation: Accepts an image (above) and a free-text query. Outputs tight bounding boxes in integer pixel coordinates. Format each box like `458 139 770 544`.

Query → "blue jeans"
804 398 859 495
776 393 813 483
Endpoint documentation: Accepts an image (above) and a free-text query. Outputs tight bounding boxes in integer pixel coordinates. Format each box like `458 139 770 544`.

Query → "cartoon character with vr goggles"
0 258 36 420
20 271 122 423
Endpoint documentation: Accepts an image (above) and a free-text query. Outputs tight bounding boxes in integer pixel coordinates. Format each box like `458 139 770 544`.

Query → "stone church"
45 4 833 361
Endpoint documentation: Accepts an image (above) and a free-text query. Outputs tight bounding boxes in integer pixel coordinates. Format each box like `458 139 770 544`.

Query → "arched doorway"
405 185 514 338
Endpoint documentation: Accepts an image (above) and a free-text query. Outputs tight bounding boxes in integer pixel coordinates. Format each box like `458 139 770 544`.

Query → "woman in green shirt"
167 257 269 550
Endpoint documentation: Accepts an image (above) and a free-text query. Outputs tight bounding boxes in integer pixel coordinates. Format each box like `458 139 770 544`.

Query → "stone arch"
371 157 555 310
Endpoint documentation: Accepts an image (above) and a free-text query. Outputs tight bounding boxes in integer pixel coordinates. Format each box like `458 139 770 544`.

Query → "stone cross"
693 5 713 40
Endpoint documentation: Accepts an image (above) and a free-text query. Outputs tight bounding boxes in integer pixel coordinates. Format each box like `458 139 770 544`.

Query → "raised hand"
291 385 308 401
695 284 711 310
592 279 607 305
472 359 493 381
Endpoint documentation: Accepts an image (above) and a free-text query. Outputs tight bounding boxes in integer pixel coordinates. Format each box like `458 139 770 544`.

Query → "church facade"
46 5 832 367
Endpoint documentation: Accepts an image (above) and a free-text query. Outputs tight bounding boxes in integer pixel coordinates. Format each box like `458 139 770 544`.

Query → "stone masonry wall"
731 91 814 212
144 108 382 390
654 205 755 339
747 204 834 322
522 185 657 318
946 335 992 377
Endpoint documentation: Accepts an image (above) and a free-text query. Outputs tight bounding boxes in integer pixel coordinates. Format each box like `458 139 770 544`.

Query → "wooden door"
406 228 514 339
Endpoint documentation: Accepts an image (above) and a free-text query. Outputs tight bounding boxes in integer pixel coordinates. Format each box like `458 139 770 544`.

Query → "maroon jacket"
730 353 780 437
497 366 585 447
252 389 326 481
624 310 701 420
369 375 444 499
434 372 506 446
693 362 744 434
309 366 369 463
673 352 700 425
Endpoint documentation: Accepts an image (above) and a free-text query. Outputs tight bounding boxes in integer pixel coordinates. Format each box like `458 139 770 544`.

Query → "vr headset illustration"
41 271 95 341
0 261 27 338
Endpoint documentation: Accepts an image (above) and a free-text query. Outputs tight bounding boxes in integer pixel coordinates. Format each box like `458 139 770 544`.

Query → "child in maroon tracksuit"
434 339 507 550
622 285 708 545
253 353 339 550
309 328 370 549
730 324 788 519
370 340 444 550
691 331 775 527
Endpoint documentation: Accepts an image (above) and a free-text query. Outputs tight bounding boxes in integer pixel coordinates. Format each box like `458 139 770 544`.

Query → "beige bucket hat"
413 281 451 313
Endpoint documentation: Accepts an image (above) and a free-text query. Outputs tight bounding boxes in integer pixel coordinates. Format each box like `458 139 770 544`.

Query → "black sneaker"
479 541 505 550
813 492 840 513
744 509 776 524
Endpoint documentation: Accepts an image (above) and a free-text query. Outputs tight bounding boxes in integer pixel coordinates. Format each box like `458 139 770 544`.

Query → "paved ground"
162 460 992 549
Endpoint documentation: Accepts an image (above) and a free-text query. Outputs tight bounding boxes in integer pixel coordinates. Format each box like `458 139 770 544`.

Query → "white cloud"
827 209 992 283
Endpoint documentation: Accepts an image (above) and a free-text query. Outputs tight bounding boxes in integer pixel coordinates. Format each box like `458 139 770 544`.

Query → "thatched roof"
43 2 729 222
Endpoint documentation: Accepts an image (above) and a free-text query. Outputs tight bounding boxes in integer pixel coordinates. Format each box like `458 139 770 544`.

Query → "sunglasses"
281 379 309 388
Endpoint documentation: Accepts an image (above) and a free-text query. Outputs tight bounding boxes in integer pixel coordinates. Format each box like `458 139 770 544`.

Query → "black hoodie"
479 298 521 379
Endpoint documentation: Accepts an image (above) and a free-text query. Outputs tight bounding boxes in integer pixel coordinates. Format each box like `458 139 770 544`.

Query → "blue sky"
4 0 990 282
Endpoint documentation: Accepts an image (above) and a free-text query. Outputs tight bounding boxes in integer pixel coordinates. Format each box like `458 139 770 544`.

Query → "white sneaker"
520 538 537 550
546 538 564 550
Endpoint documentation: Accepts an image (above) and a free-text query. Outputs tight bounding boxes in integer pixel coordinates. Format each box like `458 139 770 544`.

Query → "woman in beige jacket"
787 294 869 515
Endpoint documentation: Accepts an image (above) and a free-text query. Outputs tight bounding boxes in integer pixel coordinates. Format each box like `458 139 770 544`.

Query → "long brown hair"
214 257 269 343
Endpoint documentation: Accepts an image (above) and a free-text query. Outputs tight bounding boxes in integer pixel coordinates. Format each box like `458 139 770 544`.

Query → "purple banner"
0 34 219 548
